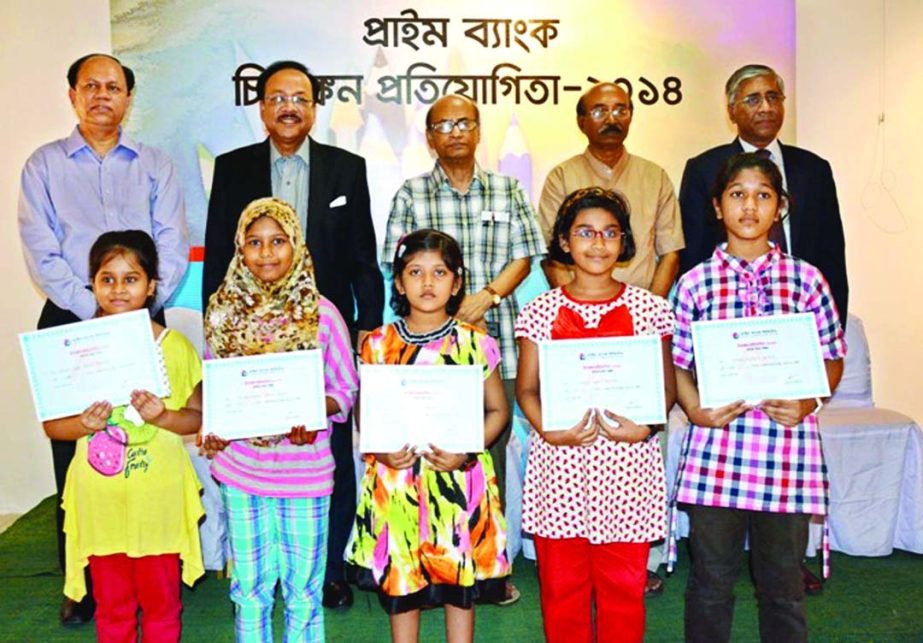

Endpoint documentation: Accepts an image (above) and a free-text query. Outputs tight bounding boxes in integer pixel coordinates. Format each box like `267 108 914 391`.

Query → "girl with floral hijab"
202 197 359 642
205 196 320 356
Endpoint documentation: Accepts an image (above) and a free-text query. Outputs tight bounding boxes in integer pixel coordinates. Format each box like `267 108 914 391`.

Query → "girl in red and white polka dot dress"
515 187 677 643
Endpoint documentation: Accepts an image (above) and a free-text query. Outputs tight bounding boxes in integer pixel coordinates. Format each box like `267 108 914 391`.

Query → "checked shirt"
383 162 546 379
671 244 846 515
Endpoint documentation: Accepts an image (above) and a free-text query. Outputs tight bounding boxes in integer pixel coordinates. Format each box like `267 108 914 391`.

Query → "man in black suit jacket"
678 64 846 603
678 64 848 322
203 63 382 336
203 60 383 610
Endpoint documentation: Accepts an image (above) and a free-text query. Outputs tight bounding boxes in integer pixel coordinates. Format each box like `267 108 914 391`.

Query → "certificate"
539 336 666 431
358 365 484 453
691 313 831 407
18 309 167 421
202 350 326 440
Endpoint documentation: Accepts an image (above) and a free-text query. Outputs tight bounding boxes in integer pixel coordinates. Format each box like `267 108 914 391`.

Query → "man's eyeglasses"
430 118 479 134
571 228 625 241
265 94 314 107
736 92 785 109
588 105 631 121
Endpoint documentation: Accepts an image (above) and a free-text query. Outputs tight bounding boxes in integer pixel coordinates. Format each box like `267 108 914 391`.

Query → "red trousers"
88 553 181 643
534 536 650 643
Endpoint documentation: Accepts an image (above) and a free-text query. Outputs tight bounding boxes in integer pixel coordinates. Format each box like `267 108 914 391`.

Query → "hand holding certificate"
691 313 830 408
202 350 326 440
538 336 667 432
19 309 167 421
358 365 484 454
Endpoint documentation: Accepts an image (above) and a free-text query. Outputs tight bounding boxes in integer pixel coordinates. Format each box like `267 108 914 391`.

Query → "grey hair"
725 64 786 105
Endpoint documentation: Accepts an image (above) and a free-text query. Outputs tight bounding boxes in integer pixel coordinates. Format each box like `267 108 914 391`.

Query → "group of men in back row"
17 53 847 625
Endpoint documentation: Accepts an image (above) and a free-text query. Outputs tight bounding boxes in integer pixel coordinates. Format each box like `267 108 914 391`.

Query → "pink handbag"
87 425 130 476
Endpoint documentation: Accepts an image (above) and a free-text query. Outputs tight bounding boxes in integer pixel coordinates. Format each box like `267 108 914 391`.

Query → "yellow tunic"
62 329 205 600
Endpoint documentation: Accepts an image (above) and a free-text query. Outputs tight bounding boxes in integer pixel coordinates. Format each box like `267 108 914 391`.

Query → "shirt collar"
582 147 631 183
270 138 311 166
431 161 486 193
713 242 782 275
737 137 783 162
65 126 138 158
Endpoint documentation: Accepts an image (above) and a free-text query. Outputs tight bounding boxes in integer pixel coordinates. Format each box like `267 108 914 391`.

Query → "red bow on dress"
550 305 634 340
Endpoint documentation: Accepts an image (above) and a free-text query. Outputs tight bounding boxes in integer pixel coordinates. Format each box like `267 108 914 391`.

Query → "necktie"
754 148 787 252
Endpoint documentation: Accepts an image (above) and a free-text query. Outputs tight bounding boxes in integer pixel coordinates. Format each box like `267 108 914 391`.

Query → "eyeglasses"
588 105 631 120
571 228 625 241
265 94 314 107
430 118 479 134
735 92 785 109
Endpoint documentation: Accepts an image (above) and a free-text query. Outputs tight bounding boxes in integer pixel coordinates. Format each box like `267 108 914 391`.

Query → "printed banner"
112 0 795 326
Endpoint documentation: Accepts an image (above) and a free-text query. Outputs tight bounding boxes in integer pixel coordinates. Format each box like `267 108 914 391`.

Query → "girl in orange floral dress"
347 229 511 643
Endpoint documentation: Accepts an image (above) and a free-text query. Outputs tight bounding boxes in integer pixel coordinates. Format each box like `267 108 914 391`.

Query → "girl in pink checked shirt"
670 153 846 643
515 187 677 643
201 198 358 643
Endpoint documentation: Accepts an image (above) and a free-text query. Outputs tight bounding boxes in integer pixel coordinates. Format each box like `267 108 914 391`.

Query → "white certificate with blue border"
18 309 166 421
691 313 831 407
358 365 484 453
203 350 326 440
539 336 666 431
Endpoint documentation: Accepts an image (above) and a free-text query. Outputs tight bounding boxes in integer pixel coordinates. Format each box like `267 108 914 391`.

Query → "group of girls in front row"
44 152 845 643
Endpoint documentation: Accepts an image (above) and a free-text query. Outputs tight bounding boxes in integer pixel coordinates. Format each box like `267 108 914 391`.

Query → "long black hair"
89 230 159 309
711 152 788 204
390 229 465 317
711 153 791 234
548 187 636 265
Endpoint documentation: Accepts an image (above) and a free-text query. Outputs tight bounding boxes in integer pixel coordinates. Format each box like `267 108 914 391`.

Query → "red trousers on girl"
88 553 181 642
534 537 650 643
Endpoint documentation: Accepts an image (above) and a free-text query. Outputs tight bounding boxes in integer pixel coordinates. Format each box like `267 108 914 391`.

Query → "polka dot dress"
515 286 674 543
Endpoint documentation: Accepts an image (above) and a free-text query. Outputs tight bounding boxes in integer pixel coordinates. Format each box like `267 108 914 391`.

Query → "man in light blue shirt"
270 139 310 231
19 55 188 322
17 53 188 627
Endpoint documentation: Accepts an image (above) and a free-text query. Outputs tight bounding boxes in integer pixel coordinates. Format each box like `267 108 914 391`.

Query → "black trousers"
684 504 810 643
39 300 91 609
324 414 356 583
487 378 516 510
39 300 166 609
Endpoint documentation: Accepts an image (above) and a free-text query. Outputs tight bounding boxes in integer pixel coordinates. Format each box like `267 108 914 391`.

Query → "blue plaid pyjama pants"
222 485 330 643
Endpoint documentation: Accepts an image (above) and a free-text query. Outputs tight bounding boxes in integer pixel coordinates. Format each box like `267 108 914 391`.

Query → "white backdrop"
2 0 921 513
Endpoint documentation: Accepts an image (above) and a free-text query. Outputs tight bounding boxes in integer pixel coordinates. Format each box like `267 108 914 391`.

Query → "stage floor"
1 496 921 641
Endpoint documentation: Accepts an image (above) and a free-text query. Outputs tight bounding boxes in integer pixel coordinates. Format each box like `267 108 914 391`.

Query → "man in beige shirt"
538 82 684 298
537 82 684 597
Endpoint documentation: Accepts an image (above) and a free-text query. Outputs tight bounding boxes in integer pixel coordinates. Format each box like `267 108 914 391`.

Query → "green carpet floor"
2 496 921 641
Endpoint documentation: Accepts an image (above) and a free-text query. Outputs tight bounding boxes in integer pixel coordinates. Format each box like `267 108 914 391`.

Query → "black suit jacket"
678 139 849 320
203 138 384 333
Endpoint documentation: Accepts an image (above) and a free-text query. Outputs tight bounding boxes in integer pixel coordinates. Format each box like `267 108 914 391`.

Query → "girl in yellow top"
42 230 204 642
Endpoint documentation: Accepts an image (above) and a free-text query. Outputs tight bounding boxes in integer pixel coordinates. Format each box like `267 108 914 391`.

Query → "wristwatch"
484 285 502 307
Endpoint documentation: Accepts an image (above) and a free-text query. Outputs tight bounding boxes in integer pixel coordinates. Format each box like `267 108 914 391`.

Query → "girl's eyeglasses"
571 228 626 241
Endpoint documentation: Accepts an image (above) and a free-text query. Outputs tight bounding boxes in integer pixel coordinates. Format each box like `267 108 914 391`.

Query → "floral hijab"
205 197 320 357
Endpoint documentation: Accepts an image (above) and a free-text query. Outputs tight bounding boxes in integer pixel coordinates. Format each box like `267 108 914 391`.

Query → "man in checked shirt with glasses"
382 96 545 606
